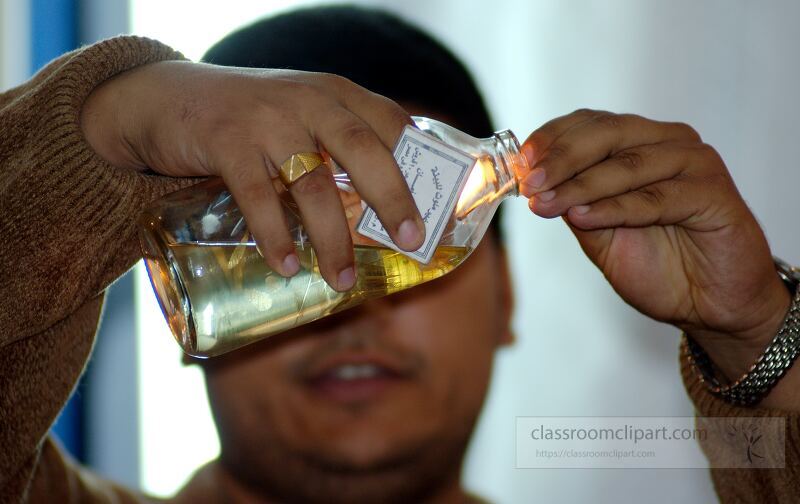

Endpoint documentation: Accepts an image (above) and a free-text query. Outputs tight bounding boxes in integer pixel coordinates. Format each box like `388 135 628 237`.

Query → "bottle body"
139 117 524 357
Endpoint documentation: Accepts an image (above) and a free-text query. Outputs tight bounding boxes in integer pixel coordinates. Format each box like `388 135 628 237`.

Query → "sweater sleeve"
680 341 800 503
0 36 197 500
0 36 198 345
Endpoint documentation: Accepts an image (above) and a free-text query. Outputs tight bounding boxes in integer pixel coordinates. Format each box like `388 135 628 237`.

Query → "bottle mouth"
493 129 525 197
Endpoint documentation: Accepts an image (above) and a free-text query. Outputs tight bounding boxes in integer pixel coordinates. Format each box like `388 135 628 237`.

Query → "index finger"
312 105 425 252
521 112 700 196
523 108 607 166
341 89 414 149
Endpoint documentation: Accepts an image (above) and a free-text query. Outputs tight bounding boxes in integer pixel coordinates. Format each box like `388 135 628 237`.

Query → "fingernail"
522 143 535 167
282 252 300 275
521 168 546 196
520 168 546 198
571 205 591 215
337 266 356 290
537 190 556 203
397 218 423 250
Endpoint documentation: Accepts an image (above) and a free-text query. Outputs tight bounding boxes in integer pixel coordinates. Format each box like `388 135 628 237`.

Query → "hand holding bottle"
521 109 791 391
80 61 425 291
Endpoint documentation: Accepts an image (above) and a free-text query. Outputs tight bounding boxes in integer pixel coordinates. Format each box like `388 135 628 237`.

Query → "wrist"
687 273 791 382
80 64 154 171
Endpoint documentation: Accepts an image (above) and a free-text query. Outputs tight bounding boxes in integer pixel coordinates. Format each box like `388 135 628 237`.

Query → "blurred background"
4 0 800 502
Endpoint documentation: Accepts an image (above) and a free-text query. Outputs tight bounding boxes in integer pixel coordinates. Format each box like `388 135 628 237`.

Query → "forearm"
0 36 191 347
0 35 192 499
681 347 800 503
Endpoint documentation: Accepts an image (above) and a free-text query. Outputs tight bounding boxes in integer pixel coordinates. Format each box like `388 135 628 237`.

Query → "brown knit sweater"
0 36 798 504
0 37 194 503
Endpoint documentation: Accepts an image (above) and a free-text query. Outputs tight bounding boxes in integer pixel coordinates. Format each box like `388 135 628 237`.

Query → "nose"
342 296 393 329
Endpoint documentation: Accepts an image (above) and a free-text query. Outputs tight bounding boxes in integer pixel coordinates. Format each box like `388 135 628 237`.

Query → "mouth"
301 354 413 404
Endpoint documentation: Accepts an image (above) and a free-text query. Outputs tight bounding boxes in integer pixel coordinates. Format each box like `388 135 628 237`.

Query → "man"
2 5 798 504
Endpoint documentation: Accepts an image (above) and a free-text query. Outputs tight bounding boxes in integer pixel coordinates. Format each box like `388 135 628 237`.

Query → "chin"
307 412 440 459
317 436 405 470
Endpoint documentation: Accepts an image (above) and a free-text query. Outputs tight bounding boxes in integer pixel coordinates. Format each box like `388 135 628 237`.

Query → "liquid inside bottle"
144 236 469 357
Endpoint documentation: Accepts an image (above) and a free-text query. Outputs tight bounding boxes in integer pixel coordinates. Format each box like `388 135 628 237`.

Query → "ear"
494 245 515 346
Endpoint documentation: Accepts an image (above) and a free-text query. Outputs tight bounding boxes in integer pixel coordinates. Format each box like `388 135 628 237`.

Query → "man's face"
201 114 514 503
203 236 512 500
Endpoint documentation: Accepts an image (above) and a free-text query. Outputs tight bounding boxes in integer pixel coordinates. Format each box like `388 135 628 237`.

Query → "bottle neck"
491 129 524 199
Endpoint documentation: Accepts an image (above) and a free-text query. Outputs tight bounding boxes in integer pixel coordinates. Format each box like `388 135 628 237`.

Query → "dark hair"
203 5 503 245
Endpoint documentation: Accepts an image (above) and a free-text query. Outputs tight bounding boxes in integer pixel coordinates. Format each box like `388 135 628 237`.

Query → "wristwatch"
775 256 800 289
684 257 800 406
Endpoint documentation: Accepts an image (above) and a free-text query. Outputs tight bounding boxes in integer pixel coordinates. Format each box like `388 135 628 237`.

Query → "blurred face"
201 111 514 503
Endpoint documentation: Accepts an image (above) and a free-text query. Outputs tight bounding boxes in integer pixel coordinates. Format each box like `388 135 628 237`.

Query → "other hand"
521 109 790 380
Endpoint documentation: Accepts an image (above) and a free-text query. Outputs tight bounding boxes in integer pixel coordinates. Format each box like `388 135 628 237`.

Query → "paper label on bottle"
356 125 476 264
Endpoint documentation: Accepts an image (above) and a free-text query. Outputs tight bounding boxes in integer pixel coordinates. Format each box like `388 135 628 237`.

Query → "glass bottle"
139 117 525 357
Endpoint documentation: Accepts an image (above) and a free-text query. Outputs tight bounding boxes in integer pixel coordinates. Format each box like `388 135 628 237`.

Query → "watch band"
684 259 800 406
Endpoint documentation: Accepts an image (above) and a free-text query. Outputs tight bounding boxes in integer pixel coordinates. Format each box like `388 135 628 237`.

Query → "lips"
324 363 389 381
300 352 414 404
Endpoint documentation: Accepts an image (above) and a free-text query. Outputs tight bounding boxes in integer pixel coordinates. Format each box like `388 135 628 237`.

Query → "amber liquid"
144 242 470 357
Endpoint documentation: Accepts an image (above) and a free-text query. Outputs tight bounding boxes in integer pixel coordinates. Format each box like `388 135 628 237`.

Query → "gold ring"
278 152 325 186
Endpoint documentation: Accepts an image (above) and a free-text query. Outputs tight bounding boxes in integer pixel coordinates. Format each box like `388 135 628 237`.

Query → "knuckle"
673 121 702 142
237 176 271 202
382 97 414 128
697 143 722 164
323 73 366 102
339 122 377 152
710 172 732 189
365 94 413 141
572 108 600 118
277 76 316 98
320 72 353 89
614 149 645 172
543 142 570 162
593 112 623 129
699 171 734 193
604 196 626 213
567 174 587 191
636 185 667 206
227 163 254 188
279 74 308 91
